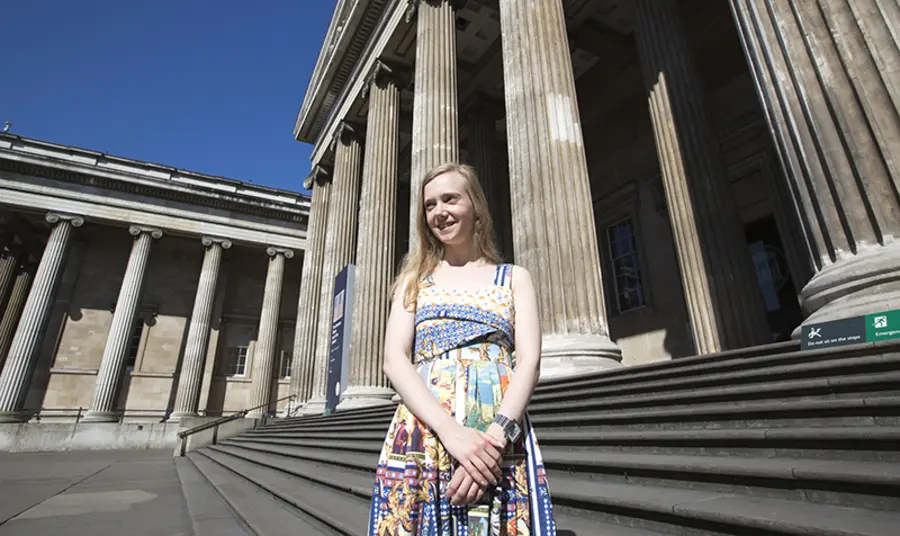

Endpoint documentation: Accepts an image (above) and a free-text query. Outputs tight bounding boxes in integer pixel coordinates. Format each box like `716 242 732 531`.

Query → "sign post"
801 308 900 350
324 265 356 414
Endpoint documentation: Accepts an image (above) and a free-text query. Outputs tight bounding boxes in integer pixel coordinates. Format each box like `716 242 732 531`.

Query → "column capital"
201 236 233 249
329 121 364 153
266 246 294 259
362 59 411 100
128 225 163 240
405 0 467 23
303 164 332 190
45 212 84 228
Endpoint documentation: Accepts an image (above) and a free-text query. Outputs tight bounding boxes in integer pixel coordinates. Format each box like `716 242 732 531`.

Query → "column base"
80 411 120 423
539 333 623 380
793 242 900 337
336 386 396 412
294 396 326 416
0 411 28 423
166 411 198 423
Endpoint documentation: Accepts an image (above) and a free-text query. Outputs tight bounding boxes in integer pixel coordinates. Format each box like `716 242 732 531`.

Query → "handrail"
176 394 295 456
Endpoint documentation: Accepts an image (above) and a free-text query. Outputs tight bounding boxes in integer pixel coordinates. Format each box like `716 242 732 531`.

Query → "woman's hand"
438 423 504 487
446 469 486 505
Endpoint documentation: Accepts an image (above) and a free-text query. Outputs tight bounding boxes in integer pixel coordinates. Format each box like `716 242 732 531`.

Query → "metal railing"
176 394 295 456
27 407 172 423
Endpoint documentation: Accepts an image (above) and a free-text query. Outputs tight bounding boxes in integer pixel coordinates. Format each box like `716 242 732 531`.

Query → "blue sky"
3 1 337 196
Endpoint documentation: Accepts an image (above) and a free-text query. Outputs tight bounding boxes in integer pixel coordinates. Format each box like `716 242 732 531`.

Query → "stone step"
535 340 802 395
530 370 900 417
199 446 370 535
187 451 339 535
551 472 900 536
229 425 900 462
532 352 900 406
261 391 900 437
174 456 253 536
212 441 677 536
219 439 378 474
543 448 900 511
530 395 900 431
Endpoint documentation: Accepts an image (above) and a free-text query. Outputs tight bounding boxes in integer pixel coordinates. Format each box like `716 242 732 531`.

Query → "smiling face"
422 170 477 247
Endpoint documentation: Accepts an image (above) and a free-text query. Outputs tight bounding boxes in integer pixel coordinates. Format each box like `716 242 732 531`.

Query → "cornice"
0 158 307 224
294 0 393 143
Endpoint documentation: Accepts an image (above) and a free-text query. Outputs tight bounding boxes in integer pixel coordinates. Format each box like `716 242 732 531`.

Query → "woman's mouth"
437 221 457 232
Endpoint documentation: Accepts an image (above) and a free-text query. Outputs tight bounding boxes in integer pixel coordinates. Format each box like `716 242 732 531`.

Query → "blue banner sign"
325 264 355 414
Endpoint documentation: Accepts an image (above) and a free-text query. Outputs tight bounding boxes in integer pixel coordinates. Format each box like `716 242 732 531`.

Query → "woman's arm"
382 276 504 486
489 265 542 435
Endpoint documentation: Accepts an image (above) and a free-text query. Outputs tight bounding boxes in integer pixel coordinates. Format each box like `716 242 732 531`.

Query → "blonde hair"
393 162 502 309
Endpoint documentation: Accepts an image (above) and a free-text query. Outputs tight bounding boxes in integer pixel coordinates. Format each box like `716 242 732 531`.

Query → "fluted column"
730 0 900 329
408 0 460 248
499 0 622 379
304 124 363 414
0 244 23 313
0 213 83 422
170 236 231 421
632 0 772 354
0 263 36 372
289 168 332 408
339 61 401 411
247 246 293 418
83 225 162 422
466 96 513 260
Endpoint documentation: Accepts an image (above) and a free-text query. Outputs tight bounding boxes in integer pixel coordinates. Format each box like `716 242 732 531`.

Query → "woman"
367 163 557 535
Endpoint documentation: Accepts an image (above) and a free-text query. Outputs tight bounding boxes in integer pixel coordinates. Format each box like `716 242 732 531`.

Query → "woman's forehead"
424 172 466 196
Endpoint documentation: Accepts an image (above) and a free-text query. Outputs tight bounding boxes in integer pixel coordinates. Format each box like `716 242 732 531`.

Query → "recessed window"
279 349 292 379
224 346 248 377
606 218 646 314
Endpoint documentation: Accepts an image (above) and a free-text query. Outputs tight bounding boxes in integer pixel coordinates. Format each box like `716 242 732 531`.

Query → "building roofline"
0 132 310 206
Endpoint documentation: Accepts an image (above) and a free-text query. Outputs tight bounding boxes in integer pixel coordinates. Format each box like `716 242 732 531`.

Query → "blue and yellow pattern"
367 264 557 536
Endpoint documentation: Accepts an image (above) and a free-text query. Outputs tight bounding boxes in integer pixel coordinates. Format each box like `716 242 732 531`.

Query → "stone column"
247 246 293 418
466 95 514 260
632 0 772 354
83 225 162 423
499 0 621 378
0 213 83 422
0 262 36 371
408 0 460 248
169 236 231 421
339 61 401 410
304 124 363 414
0 244 23 313
730 0 900 329
289 167 332 409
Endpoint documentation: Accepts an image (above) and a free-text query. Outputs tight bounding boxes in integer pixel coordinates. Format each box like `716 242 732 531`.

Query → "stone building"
290 0 900 411
0 133 310 423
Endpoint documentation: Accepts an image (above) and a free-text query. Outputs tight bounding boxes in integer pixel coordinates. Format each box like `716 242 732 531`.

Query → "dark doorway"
745 216 803 341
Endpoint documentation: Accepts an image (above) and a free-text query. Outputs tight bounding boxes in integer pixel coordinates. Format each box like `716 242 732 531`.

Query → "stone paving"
0 449 191 536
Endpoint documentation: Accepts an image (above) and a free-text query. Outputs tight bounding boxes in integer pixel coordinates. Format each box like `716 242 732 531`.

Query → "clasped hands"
441 422 508 506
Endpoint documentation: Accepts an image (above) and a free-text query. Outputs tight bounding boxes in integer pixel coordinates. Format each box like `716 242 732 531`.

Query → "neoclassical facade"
0 133 310 422
290 0 900 410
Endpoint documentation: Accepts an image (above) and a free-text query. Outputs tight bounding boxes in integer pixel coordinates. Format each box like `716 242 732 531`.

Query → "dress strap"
493 264 512 288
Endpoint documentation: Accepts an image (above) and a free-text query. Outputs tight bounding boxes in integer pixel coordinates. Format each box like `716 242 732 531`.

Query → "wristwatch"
492 413 522 443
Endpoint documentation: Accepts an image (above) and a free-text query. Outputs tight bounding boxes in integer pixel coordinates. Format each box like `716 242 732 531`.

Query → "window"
279 349 292 379
125 321 144 371
606 218 646 314
224 346 249 377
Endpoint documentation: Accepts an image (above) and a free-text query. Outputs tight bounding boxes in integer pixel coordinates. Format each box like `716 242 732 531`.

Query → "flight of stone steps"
176 339 900 535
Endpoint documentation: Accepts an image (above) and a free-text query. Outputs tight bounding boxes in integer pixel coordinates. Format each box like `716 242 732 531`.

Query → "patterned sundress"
367 264 557 536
